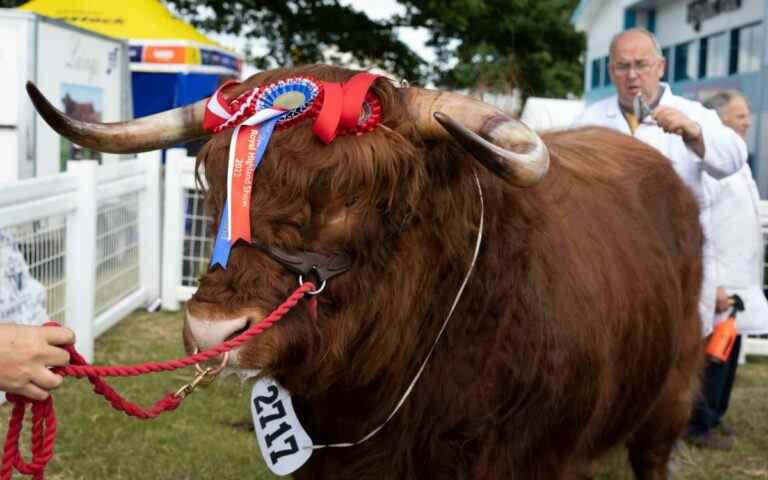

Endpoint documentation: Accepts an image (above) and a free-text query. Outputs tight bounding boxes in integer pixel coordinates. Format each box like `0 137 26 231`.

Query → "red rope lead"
1 283 314 480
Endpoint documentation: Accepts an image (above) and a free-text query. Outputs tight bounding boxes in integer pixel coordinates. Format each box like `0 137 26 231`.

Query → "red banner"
228 125 261 243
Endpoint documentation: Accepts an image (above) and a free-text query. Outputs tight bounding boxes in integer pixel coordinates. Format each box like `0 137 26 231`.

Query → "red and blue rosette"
210 77 323 269
256 77 322 130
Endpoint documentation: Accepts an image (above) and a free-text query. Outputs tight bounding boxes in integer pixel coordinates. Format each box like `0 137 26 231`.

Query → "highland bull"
28 65 703 480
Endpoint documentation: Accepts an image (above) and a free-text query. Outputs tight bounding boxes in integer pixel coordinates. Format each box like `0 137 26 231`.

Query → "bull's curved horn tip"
26 82 46 103
26 82 60 121
26 82 47 108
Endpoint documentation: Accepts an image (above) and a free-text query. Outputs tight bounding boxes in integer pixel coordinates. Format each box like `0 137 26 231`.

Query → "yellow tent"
19 0 241 75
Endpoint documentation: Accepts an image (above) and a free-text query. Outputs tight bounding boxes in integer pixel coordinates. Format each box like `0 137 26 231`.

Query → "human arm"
652 105 747 178
0 324 75 400
652 106 705 157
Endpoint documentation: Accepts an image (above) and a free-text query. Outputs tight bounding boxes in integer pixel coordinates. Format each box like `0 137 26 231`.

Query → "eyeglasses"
611 60 657 76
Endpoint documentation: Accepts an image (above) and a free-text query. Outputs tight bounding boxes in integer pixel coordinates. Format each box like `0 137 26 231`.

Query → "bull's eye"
343 195 359 209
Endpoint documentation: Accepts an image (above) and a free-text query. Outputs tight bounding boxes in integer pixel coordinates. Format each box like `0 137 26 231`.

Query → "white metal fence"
95 192 141 316
161 148 212 311
0 154 161 362
1 216 68 325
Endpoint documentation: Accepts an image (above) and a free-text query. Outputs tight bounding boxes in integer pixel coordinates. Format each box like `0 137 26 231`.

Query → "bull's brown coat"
186 65 703 479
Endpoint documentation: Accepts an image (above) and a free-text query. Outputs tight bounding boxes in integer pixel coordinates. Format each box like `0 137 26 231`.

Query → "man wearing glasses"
574 28 747 344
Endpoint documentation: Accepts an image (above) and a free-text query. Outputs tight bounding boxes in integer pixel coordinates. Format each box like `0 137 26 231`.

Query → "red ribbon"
340 72 380 129
312 73 380 144
229 125 261 243
202 80 240 132
312 82 344 144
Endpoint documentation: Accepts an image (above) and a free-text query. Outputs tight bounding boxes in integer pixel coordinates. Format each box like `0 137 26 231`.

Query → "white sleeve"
697 106 748 179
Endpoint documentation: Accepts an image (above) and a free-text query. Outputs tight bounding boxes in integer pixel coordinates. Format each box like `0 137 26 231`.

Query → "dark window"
699 37 708 79
591 58 601 89
647 9 656 33
603 56 611 86
729 28 740 74
624 8 637 29
674 42 698 81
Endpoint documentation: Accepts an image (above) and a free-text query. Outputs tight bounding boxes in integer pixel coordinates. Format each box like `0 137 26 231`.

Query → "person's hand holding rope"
0 324 75 401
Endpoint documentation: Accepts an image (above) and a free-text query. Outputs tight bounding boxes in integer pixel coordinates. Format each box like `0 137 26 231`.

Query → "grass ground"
1 309 767 479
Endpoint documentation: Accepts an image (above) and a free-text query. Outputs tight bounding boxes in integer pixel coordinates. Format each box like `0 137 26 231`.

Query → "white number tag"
250 377 313 476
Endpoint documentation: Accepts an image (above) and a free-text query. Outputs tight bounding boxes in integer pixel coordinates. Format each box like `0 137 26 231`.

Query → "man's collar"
656 82 672 106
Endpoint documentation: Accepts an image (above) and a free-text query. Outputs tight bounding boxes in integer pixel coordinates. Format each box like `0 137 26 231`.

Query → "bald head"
609 28 663 62
608 28 667 108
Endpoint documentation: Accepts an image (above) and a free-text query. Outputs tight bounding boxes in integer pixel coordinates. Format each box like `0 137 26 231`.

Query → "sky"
204 0 437 78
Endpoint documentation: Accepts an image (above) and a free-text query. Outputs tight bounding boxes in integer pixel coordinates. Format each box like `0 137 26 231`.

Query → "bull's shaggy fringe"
190 65 704 479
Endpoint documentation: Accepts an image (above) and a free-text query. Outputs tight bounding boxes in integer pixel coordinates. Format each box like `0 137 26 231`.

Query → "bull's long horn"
26 82 208 154
403 88 549 187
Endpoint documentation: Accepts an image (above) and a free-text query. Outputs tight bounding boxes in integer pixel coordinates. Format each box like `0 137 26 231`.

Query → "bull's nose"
185 310 249 351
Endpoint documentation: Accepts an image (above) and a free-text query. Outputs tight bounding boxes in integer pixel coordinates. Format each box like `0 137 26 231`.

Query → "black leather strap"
250 241 351 284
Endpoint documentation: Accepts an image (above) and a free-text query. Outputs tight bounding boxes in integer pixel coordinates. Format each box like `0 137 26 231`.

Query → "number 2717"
253 385 300 464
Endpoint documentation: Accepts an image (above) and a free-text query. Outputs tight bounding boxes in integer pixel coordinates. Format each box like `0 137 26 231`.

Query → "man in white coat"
573 28 748 341
706 93 767 342
686 90 768 447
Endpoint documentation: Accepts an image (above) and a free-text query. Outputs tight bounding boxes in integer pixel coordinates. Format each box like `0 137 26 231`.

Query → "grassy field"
1 309 767 479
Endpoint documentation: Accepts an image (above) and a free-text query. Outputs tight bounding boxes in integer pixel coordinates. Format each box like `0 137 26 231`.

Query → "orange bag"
706 294 744 364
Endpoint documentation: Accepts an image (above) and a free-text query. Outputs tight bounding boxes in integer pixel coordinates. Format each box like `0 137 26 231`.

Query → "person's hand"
715 287 731 314
0 324 75 400
652 106 702 143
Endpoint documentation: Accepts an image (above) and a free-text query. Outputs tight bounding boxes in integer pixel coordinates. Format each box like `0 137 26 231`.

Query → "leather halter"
249 240 352 291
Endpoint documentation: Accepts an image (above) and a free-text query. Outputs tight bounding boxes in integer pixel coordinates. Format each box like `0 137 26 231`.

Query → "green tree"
5 0 585 97
165 0 427 83
396 0 585 98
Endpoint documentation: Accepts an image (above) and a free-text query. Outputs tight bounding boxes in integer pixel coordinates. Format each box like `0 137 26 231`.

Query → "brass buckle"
174 350 230 399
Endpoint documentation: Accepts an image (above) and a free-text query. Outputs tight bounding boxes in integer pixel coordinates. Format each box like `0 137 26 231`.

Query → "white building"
572 0 768 194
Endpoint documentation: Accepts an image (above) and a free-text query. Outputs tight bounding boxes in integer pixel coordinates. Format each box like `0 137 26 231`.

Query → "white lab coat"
573 85 748 336
704 164 768 335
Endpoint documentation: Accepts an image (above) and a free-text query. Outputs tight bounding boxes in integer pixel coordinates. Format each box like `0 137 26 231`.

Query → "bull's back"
542 126 702 265
515 127 703 450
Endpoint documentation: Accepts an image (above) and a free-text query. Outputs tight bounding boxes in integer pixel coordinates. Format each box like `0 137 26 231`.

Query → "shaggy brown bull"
29 65 703 479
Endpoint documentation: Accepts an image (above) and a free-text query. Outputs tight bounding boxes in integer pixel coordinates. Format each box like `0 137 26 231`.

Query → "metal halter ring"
299 274 326 295
192 347 230 376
